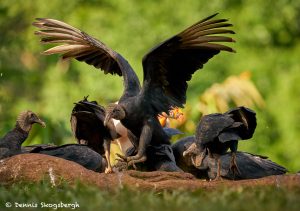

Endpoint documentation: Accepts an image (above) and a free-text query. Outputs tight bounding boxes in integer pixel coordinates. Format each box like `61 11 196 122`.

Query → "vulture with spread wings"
33 14 235 168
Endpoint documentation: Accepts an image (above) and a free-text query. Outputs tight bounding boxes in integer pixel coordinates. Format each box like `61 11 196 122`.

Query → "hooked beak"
35 118 46 128
104 113 112 127
183 142 197 157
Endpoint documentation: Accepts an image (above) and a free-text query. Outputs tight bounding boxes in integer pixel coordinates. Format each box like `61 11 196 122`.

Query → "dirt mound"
0 154 299 191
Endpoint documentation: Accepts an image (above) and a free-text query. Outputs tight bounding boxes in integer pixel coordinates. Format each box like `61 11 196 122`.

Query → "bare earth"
0 154 299 191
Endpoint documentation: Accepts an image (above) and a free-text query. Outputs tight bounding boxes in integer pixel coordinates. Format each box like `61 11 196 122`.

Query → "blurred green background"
0 0 299 172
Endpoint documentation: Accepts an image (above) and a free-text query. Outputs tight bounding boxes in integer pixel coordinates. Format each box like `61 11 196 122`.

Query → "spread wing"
33 18 141 99
142 13 235 114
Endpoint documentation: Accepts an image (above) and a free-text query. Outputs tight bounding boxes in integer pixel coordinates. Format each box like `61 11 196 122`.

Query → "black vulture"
0 111 46 159
172 136 287 180
22 144 106 172
33 13 235 168
70 97 120 173
183 106 257 179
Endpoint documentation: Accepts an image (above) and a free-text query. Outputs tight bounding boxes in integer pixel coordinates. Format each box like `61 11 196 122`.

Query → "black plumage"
115 127 184 172
22 144 106 172
183 106 257 179
205 152 287 180
171 136 202 177
172 136 287 180
70 97 119 173
0 111 46 159
33 14 235 168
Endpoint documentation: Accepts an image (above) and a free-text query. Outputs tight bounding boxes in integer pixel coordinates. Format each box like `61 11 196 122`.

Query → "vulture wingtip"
211 13 219 18
199 13 220 23
34 31 41 35
35 17 51 22
32 22 43 28
41 50 53 55
33 18 45 24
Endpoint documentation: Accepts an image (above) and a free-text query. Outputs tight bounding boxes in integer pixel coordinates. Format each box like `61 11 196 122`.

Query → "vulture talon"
105 166 114 174
212 175 223 181
127 155 147 167
115 158 126 163
116 153 128 162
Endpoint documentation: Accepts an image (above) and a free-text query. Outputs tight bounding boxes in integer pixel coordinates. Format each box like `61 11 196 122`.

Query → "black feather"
23 144 105 172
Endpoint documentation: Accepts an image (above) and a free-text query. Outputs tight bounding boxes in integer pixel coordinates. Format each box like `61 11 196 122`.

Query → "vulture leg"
207 148 213 158
229 141 241 177
213 154 223 181
103 139 113 173
126 122 153 167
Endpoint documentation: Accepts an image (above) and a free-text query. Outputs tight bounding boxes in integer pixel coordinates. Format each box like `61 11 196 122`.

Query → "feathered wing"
225 106 257 139
33 18 141 98
71 98 120 139
142 13 235 114
195 113 235 145
76 100 120 139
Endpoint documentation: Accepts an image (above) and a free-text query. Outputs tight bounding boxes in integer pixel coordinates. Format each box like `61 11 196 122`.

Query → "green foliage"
0 181 300 211
0 0 300 171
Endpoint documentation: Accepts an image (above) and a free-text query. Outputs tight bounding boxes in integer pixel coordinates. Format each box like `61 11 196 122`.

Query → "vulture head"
183 143 206 169
16 110 46 132
104 104 126 126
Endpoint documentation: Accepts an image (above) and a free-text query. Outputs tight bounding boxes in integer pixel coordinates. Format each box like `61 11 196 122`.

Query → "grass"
0 181 300 211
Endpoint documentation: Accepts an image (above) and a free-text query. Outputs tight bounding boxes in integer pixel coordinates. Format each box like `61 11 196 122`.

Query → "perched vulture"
172 136 287 180
183 106 257 179
22 144 106 172
70 97 119 173
0 111 46 159
33 13 235 168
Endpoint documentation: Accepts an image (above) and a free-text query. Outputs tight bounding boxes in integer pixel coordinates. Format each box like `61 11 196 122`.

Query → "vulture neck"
9 123 30 148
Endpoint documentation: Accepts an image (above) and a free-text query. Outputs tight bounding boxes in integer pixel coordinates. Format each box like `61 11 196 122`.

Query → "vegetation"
0 181 299 211
1 0 300 172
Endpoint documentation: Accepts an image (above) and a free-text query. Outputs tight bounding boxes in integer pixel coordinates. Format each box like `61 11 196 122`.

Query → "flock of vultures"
0 14 287 181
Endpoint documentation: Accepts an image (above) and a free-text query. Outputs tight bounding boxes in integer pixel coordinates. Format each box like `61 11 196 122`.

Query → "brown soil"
0 154 299 191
